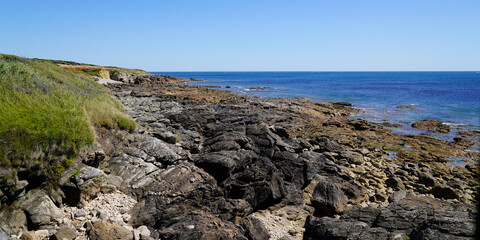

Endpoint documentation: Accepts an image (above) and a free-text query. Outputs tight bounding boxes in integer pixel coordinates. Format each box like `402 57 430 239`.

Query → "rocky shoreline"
1 74 478 239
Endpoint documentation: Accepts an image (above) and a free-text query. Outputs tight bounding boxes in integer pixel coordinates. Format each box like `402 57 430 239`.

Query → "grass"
0 54 135 178
32 58 148 79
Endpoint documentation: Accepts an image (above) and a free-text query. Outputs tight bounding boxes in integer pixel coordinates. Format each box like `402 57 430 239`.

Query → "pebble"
59 191 137 239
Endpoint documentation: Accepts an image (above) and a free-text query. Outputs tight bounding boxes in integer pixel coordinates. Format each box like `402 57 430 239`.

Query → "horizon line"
148 70 480 73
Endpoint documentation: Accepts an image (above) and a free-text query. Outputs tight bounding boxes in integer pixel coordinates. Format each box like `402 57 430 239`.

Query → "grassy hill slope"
34 58 149 79
0 54 135 188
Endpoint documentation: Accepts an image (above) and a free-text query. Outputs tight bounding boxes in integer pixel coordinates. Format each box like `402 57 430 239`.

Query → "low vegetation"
0 54 135 179
34 58 148 79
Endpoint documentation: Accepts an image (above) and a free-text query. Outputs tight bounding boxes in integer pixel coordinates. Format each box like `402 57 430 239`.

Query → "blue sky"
1 0 479 71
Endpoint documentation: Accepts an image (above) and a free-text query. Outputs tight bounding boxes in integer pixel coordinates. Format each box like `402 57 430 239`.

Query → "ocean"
152 71 480 138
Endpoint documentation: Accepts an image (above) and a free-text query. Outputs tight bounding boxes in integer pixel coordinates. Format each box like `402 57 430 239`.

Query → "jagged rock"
412 119 450 133
195 151 238 182
157 214 246 240
305 195 476 240
314 136 344 152
239 216 270 240
87 220 133 240
18 190 62 228
61 166 108 206
129 162 222 227
135 136 179 164
0 208 28 236
385 176 406 190
310 180 348 216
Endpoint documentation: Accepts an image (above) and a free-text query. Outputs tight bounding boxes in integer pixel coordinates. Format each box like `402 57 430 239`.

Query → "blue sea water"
152 72 480 137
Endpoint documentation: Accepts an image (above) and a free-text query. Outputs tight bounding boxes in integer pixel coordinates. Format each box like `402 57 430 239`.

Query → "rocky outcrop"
304 195 476 240
412 119 450 133
110 72 189 84
103 78 477 239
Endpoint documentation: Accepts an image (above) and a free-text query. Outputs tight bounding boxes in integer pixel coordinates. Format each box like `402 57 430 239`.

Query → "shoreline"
183 78 480 143
105 76 478 238
163 71 480 133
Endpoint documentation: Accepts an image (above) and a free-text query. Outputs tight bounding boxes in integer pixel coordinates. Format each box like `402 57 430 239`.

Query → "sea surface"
152 71 480 139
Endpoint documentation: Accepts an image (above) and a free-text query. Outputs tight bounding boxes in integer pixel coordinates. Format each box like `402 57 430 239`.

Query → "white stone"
34 229 50 239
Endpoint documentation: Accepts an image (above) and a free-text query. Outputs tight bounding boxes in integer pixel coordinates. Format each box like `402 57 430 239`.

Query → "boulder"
61 166 108 206
340 151 364 165
239 216 270 240
87 220 133 240
110 71 135 83
20 231 38 240
157 214 245 240
135 136 178 165
418 172 435 187
0 208 28 236
314 136 343 152
310 180 348 216
18 190 62 228
53 226 77 240
385 176 406 191
412 119 450 133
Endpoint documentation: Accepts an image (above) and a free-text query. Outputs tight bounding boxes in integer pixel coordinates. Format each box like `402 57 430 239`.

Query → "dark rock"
347 119 371 131
304 215 391 240
385 176 406 191
239 216 270 240
418 172 436 187
310 180 348 216
129 163 223 227
305 195 476 240
432 185 459 199
339 181 367 204
135 136 178 165
314 136 343 153
412 119 450 133
195 151 237 182
157 214 245 240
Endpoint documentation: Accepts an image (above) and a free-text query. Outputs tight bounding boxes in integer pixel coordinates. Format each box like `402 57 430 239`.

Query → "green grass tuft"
0 53 135 178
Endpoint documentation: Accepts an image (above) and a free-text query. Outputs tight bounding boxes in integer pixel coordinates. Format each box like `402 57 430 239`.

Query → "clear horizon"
1 0 479 71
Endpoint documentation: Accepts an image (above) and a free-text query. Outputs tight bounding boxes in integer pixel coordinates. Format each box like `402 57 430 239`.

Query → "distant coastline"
153 71 480 135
